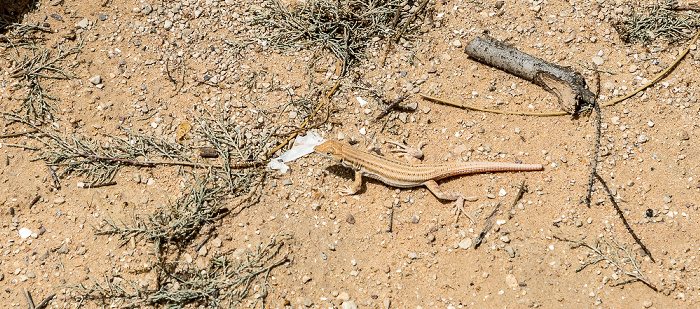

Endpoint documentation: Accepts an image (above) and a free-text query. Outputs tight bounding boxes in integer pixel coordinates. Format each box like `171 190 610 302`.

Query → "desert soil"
1 0 700 308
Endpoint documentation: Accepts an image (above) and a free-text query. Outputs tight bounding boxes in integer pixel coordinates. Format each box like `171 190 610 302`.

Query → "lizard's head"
314 140 344 162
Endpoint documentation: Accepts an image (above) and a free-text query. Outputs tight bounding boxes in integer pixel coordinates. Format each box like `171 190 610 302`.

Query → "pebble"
346 214 355 224
57 245 69 254
338 292 350 301
629 64 638 73
610 116 620 125
76 246 88 255
38 250 49 260
405 102 418 110
505 245 516 258
76 18 89 29
592 56 605 66
638 135 649 143
647 120 654 127
500 236 510 243
452 39 462 48
408 252 419 259
411 215 420 223
341 301 358 309
141 3 153 15
301 275 311 283
679 130 690 140
54 197 65 204
458 238 472 249
303 297 313 307
99 14 107 21
663 196 672 203
19 228 31 239
505 274 519 289
499 188 507 196
643 301 653 308
89 75 102 85
164 20 173 30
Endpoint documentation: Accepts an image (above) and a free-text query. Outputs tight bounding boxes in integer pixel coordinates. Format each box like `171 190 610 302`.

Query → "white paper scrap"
267 131 326 173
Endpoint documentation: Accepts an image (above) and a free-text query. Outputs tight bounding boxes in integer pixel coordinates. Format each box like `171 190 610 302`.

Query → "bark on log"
464 36 596 114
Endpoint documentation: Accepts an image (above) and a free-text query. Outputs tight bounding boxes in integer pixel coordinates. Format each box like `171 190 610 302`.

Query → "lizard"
314 140 543 223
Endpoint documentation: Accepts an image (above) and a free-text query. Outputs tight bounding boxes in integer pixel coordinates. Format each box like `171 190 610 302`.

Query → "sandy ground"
2 0 700 308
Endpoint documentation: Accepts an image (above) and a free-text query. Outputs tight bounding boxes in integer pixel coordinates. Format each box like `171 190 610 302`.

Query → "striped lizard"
315 140 543 223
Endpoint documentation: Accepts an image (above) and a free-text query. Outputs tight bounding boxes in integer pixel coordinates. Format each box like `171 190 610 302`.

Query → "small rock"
38 250 50 261
458 238 472 249
211 237 222 248
282 179 293 185
19 228 32 239
337 291 350 301
663 196 672 203
611 116 620 124
141 3 153 15
349 270 359 276
301 275 311 284
146 178 155 186
505 274 519 289
629 64 639 73
592 56 605 66
346 214 355 224
500 236 510 243
452 39 462 48
495 0 504 9
679 130 690 140
89 75 102 85
303 297 314 307
57 245 69 254
642 301 653 308
76 18 89 29
50 0 63 6
75 246 87 255
427 65 437 73
408 252 419 259
164 20 173 30
54 197 65 204
411 215 420 223
638 135 649 143
405 102 418 110
505 245 516 258
99 14 107 21
341 301 358 309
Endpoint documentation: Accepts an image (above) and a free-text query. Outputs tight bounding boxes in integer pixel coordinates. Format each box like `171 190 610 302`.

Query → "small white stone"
89 75 102 85
164 20 173 30
452 39 462 48
496 219 507 225
76 182 85 188
19 228 32 239
499 188 507 196
76 18 90 29
357 97 368 107
592 56 605 66
458 238 472 249
359 127 366 135
147 178 155 185
647 120 654 127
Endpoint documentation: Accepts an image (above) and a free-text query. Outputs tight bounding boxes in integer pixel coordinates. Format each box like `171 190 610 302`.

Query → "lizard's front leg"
339 170 364 196
424 180 475 225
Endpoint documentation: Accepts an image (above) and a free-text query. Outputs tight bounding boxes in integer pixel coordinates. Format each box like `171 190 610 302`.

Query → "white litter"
267 131 326 174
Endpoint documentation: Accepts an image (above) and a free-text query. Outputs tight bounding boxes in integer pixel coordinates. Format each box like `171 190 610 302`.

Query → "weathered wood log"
464 36 596 114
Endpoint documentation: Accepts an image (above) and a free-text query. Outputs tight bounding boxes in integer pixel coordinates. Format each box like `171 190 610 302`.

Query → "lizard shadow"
323 164 389 195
